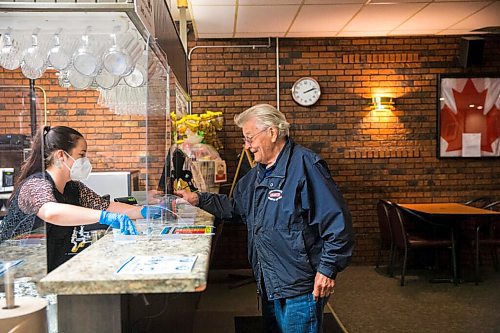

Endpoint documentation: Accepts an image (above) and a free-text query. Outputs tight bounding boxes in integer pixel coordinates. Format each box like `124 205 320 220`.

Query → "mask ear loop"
60 150 75 172
63 150 75 162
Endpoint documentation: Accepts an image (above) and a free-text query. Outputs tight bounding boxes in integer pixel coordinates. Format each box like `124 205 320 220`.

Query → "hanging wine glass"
21 29 48 80
73 27 101 77
48 29 71 71
67 69 92 90
124 50 147 88
102 28 141 77
0 28 22 70
57 70 71 88
95 68 121 90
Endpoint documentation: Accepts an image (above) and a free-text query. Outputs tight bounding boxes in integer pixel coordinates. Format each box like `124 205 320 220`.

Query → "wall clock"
291 77 321 106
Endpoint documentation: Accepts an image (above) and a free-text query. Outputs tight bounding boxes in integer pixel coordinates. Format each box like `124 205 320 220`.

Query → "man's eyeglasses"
242 128 268 145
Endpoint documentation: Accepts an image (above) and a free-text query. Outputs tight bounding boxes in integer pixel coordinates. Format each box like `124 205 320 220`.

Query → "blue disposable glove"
99 211 138 235
140 205 162 219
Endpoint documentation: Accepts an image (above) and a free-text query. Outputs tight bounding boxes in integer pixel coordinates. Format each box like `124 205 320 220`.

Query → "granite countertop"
0 234 47 285
38 209 215 296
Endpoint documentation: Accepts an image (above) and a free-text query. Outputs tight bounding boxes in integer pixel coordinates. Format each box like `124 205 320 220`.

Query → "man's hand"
146 190 164 204
174 190 200 206
312 272 335 301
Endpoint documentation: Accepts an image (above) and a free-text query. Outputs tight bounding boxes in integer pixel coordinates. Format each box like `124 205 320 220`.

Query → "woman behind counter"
0 125 154 271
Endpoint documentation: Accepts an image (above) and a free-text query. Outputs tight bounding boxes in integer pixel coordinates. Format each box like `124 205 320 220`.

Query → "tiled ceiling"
169 0 500 38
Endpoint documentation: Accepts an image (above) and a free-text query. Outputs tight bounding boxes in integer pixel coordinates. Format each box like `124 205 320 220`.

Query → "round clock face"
291 77 321 106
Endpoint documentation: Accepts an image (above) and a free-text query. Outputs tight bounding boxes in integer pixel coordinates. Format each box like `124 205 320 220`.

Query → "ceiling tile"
234 32 286 38
395 2 491 31
344 3 427 33
305 0 365 3
191 5 235 33
287 31 341 37
436 29 479 35
369 0 431 3
239 0 301 4
388 29 441 35
449 1 500 30
290 4 362 32
338 30 391 37
198 33 235 38
237 5 300 33
189 0 235 5
188 0 498 38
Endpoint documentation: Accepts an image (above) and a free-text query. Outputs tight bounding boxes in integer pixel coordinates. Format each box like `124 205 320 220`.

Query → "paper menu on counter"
115 255 198 275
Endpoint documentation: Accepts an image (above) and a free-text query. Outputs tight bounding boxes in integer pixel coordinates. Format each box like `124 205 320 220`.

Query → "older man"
176 104 354 333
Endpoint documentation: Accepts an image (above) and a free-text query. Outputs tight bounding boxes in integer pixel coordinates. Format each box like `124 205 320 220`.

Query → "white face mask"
63 152 92 181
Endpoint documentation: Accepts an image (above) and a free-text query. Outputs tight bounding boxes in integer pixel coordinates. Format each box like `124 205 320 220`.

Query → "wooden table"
398 203 499 282
399 203 500 216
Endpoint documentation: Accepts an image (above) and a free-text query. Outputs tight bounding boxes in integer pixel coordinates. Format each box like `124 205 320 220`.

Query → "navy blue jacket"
198 139 354 300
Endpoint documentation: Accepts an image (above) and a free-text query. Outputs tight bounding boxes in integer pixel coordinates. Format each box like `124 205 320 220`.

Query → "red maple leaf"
440 79 499 153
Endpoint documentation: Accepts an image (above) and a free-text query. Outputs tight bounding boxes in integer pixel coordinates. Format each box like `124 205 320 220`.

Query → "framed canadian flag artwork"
437 74 500 158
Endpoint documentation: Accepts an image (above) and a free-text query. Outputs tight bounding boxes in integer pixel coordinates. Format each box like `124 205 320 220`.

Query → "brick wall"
189 35 500 267
1 35 499 268
0 69 169 190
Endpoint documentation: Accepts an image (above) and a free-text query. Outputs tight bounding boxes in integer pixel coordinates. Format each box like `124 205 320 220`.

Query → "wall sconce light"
370 96 395 111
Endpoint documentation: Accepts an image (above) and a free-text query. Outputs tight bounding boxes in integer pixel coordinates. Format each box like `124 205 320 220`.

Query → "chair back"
388 204 407 250
484 201 500 237
484 201 500 211
464 197 491 208
376 200 393 245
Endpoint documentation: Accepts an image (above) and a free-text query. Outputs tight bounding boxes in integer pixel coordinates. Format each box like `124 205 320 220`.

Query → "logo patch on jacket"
268 189 283 201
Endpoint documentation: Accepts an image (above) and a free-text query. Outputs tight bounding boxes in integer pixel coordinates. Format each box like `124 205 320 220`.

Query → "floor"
194 266 500 333
193 269 345 333
193 269 265 333
6 265 497 332
332 265 500 333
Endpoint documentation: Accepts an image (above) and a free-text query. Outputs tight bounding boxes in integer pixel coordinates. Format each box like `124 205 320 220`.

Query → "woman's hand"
98 211 138 235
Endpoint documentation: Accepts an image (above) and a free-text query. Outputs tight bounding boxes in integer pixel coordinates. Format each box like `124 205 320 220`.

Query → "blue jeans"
261 287 328 333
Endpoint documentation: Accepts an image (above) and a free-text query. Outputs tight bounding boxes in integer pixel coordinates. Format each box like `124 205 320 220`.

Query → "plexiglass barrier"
0 19 179 332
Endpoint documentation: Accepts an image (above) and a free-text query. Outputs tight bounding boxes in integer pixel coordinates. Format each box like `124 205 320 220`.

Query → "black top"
0 172 109 272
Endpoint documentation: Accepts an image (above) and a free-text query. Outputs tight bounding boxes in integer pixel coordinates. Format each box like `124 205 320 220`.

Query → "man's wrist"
194 191 201 206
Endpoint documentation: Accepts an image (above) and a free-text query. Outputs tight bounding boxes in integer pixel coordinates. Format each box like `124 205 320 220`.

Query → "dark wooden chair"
474 201 500 284
464 196 491 208
388 204 457 286
375 199 394 275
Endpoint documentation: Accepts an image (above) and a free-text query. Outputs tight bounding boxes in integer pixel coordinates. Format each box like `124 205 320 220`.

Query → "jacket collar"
257 137 293 180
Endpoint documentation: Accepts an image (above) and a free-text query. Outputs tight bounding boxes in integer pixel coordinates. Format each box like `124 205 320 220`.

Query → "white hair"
234 104 290 138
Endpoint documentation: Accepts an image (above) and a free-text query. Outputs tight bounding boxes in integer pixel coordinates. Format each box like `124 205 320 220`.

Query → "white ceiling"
168 0 500 39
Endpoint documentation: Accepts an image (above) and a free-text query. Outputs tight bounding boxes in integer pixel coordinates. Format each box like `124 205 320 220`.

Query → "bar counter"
37 209 215 333
0 238 46 284
38 211 214 295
